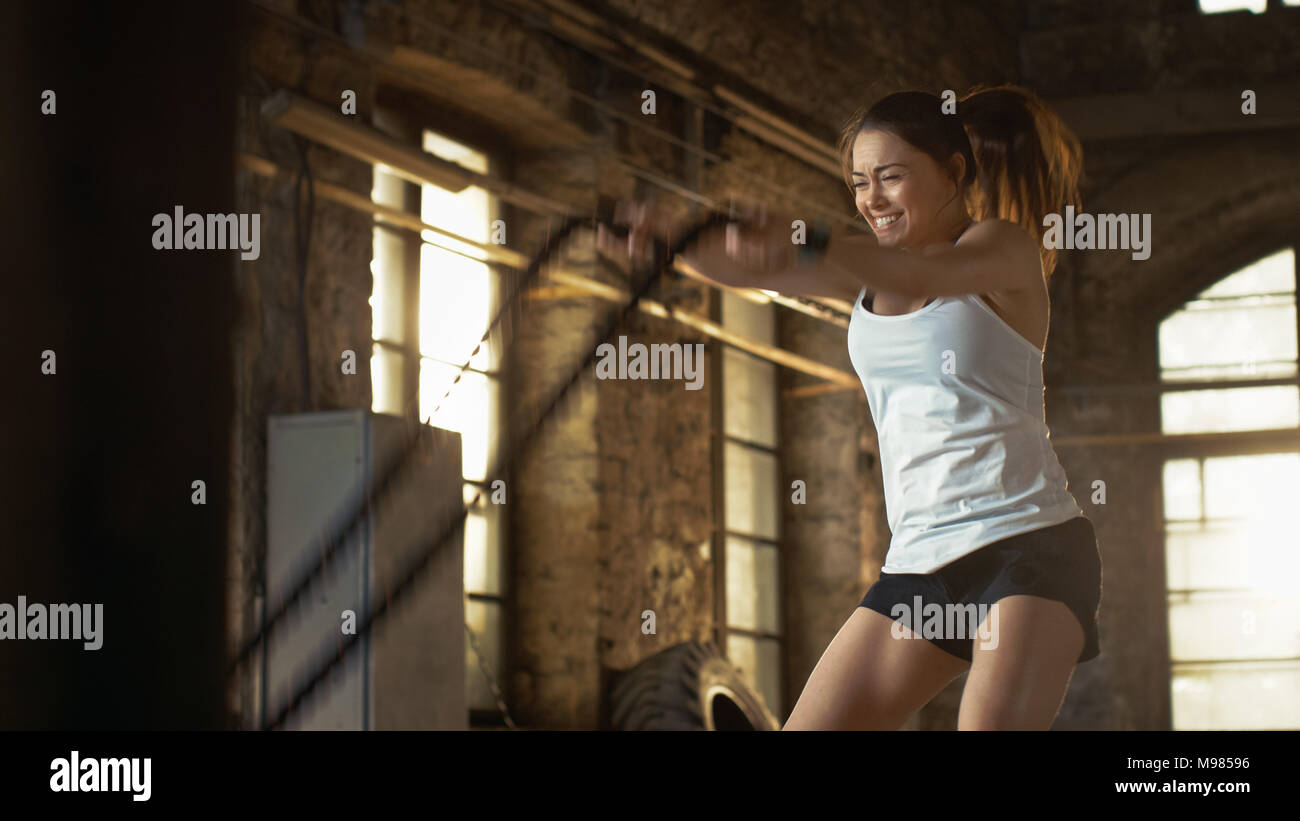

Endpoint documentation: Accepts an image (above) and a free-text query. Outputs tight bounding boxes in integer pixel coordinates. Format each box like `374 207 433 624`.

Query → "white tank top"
846 264 1083 574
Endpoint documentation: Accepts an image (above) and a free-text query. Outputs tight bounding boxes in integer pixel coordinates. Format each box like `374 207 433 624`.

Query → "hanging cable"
292 135 315 412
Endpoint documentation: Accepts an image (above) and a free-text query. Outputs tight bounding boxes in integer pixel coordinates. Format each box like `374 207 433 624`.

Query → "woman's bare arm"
680 215 1041 302
595 203 876 303
675 217 874 303
820 218 1042 298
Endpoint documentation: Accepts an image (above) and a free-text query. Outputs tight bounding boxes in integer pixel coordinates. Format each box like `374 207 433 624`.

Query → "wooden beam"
542 269 861 388
260 90 470 192
783 382 858 399
238 151 857 390
260 90 583 217
714 85 839 168
531 0 698 83
727 113 843 177
1053 426 1300 453
239 153 532 268
519 0 843 178
1058 375 1300 397
247 5 854 327
524 285 595 300
1050 84 1300 141
381 43 598 152
240 151 836 321
252 145 1300 423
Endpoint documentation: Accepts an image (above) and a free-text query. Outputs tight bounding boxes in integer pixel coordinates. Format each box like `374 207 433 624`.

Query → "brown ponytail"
958 84 1083 277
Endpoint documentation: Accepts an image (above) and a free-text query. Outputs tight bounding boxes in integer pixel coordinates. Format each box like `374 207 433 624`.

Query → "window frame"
1157 244 1300 729
711 288 789 719
369 112 511 727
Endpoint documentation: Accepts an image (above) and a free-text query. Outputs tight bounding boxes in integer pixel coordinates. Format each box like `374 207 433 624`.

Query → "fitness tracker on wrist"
796 220 832 267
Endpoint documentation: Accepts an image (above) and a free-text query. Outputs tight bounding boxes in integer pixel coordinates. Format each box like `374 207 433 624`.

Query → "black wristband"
796 220 832 267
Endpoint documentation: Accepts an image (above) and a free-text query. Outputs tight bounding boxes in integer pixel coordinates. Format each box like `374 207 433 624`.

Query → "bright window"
1158 249 1298 434
720 291 784 719
1199 0 1300 11
1159 248 1300 729
370 128 506 723
1198 0 1267 13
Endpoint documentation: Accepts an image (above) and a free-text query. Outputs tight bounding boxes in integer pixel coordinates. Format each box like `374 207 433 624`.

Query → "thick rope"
258 210 731 728
233 216 588 674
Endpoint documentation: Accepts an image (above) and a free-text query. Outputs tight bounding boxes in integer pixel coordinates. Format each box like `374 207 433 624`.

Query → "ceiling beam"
247 3 853 327
1050 84 1300 141
507 0 842 177
261 90 583 217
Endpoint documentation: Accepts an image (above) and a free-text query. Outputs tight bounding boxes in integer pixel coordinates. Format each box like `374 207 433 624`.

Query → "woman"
599 85 1101 730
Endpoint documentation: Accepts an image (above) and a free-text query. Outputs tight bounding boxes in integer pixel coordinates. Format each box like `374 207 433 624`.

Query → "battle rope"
232 215 588 676
253 208 733 728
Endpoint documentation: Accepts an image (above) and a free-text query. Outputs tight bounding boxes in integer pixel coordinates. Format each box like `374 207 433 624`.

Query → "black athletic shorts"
858 515 1102 664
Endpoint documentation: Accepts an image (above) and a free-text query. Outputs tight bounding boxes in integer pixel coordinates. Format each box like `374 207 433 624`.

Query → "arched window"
1158 247 1300 729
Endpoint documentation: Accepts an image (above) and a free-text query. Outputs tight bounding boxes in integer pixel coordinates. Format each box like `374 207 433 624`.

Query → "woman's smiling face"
851 128 964 250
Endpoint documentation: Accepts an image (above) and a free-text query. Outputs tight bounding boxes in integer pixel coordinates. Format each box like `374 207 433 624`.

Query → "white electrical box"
265 410 466 729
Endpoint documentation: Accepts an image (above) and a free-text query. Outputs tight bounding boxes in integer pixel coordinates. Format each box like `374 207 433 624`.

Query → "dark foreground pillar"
0 0 241 729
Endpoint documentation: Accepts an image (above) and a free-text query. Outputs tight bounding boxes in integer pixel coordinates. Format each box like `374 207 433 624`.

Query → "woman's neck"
899 214 975 252
947 215 975 243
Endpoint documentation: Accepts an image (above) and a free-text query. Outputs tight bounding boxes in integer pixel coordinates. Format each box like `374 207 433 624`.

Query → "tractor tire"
608 641 780 730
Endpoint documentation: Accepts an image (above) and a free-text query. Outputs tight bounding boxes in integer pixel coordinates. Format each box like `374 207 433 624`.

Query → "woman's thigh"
957 594 1083 730
783 606 971 731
